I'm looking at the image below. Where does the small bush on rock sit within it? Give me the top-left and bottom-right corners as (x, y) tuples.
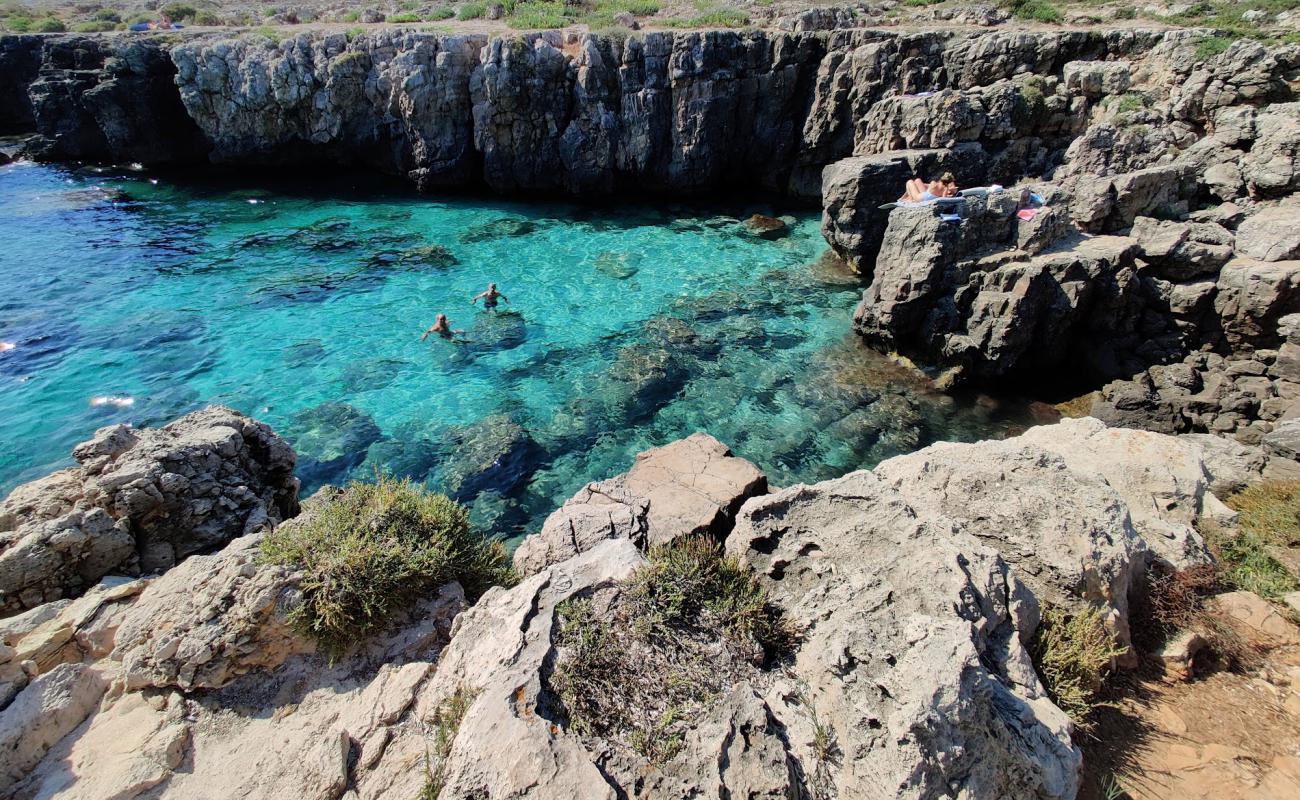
(1030, 605), (1124, 728)
(1203, 523), (1298, 600)
(1229, 481), (1300, 547)
(548, 537), (792, 764)
(458, 2), (486, 18)
(419, 686), (478, 800)
(259, 476), (515, 654)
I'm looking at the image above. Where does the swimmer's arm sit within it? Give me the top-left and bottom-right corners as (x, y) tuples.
(502, 294), (510, 304)
(420, 327), (434, 341)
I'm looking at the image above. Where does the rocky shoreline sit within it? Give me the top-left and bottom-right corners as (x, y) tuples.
(2, 405), (1295, 799)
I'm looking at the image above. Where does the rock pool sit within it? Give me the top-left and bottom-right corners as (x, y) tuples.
(0, 161), (1047, 539)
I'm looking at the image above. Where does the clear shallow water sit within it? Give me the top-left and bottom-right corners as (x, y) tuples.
(0, 161), (1049, 540)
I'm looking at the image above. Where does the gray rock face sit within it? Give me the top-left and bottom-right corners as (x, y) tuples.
(513, 432), (766, 576)
(0, 35), (41, 133)
(1235, 204), (1300, 262)
(728, 470), (1080, 800)
(0, 406), (298, 617)
(27, 36), (209, 163)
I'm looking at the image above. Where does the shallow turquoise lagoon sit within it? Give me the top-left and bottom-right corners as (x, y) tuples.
(0, 161), (1045, 540)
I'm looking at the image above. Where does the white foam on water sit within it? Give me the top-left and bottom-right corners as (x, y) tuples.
(90, 395), (135, 408)
(0, 342), (13, 353)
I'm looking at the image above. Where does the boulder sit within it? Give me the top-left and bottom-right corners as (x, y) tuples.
(434, 414), (537, 503)
(743, 214), (788, 239)
(0, 663), (108, 787)
(113, 533), (309, 691)
(1179, 433), (1267, 496)
(1241, 103), (1300, 197)
(728, 470), (1081, 800)
(1263, 419), (1300, 480)
(1131, 216), (1235, 279)
(514, 433), (766, 576)
(0, 406), (299, 617)
(1017, 417), (1214, 568)
(1063, 60), (1132, 98)
(1235, 205), (1300, 262)
(875, 436), (1147, 654)
(1214, 259), (1300, 351)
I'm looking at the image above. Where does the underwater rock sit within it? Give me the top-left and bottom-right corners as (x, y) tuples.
(359, 436), (439, 482)
(457, 217), (546, 244)
(340, 357), (409, 393)
(460, 313), (527, 355)
(285, 402), (383, 490)
(432, 414), (537, 503)
(593, 251), (641, 280)
(282, 339), (327, 369)
(743, 214), (788, 240)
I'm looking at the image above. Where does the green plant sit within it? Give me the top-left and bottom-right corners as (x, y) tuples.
(193, 10), (221, 24)
(345, 25), (365, 39)
(32, 16), (66, 31)
(161, 2), (197, 20)
(1229, 481), (1300, 547)
(629, 537), (793, 653)
(427, 6), (457, 19)
(2, 14), (32, 30)
(418, 687), (477, 800)
(1113, 92), (1147, 114)
(1030, 605), (1124, 729)
(343, 9), (362, 21)
(389, 11), (423, 22)
(1194, 34), (1234, 59)
(549, 538), (793, 764)
(1011, 0), (1062, 23)
(1203, 524), (1299, 600)
(1114, 4), (1137, 18)
(72, 19), (117, 31)
(507, 1), (569, 28)
(250, 25), (285, 43)
(92, 9), (122, 22)
(458, 1), (486, 18)
(258, 476), (515, 655)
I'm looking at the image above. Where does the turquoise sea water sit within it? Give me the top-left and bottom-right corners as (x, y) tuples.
(0, 161), (1048, 540)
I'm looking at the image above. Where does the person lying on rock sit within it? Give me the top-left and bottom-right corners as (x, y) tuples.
(421, 313), (464, 341)
(471, 282), (510, 312)
(899, 172), (959, 203)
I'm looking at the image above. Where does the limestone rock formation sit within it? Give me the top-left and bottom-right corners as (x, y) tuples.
(0, 406), (298, 616)
(728, 470), (1080, 799)
(514, 433), (766, 576)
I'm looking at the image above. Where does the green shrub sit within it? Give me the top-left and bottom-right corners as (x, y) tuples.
(2, 15), (32, 30)
(1229, 481), (1300, 547)
(662, 8), (748, 26)
(458, 1), (486, 18)
(192, 10), (221, 24)
(1011, 0), (1062, 23)
(258, 476), (515, 655)
(507, 1), (569, 28)
(389, 11), (423, 22)
(1194, 34), (1234, 59)
(419, 687), (477, 800)
(263, 6), (277, 17)
(33, 16), (67, 32)
(427, 6), (456, 19)
(93, 9), (122, 22)
(343, 9), (362, 21)
(549, 537), (792, 764)
(629, 537), (791, 652)
(1203, 524), (1299, 600)
(1030, 605), (1124, 728)
(72, 20), (117, 31)
(1114, 4), (1137, 18)
(161, 2), (197, 20)
(345, 25), (365, 39)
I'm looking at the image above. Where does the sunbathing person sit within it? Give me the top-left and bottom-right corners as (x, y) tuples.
(900, 172), (959, 203)
(421, 313), (463, 341)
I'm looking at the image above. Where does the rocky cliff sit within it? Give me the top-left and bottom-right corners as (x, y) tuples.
(2, 410), (1293, 799)
(0, 27), (1190, 197)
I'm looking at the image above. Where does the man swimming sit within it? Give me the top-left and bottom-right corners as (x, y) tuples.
(421, 313), (463, 341)
(471, 282), (509, 312)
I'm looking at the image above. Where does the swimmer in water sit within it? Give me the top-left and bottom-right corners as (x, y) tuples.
(471, 282), (509, 312)
(421, 313), (463, 341)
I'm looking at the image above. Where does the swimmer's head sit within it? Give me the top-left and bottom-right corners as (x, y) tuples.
(488, 282), (497, 290)
(437, 313), (448, 323)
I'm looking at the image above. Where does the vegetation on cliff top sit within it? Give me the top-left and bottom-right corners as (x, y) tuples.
(258, 475), (515, 654)
(548, 536), (793, 764)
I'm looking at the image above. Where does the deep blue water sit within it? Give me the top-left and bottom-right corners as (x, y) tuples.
(0, 161), (1048, 540)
